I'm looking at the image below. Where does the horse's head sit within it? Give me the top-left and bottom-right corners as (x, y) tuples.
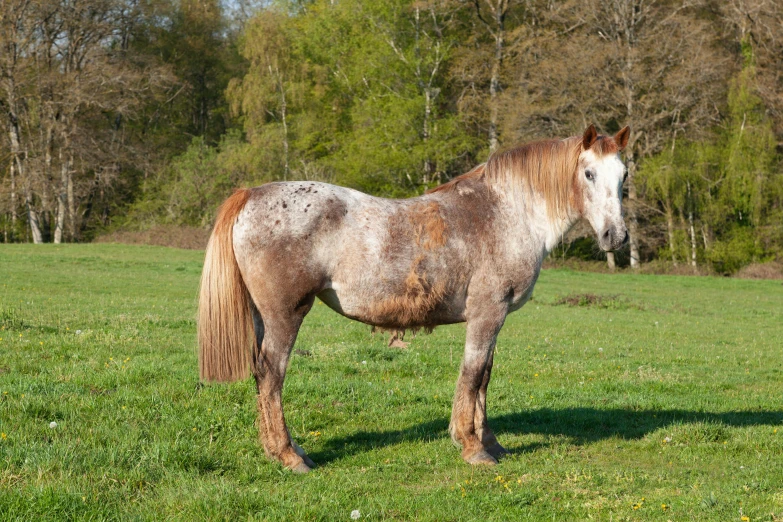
(577, 124), (631, 252)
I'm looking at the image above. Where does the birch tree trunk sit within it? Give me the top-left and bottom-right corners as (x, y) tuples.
(280, 81), (289, 181)
(7, 90), (43, 243)
(54, 146), (72, 243)
(487, 5), (505, 153)
(40, 123), (54, 241)
(626, 152), (641, 268)
(665, 202), (677, 266)
(423, 87), (433, 183)
(473, 0), (509, 154)
(270, 66), (289, 181)
(687, 181), (697, 270)
(67, 166), (75, 240)
(9, 151), (17, 236)
(24, 187), (43, 243)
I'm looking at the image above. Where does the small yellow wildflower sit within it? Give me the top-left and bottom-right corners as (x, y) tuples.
(661, 503), (668, 511)
(741, 516), (749, 522)
(1, 432), (6, 440)
(534, 373), (539, 377)
(192, 427), (197, 431)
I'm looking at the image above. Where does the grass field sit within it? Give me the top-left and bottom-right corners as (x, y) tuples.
(1, 244), (782, 521)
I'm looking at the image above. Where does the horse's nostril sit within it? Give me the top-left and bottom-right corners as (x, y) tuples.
(623, 230), (629, 244)
(603, 229), (611, 240)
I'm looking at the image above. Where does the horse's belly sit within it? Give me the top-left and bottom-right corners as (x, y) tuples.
(317, 282), (464, 329)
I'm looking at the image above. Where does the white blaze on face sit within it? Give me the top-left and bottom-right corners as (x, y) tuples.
(579, 149), (628, 251)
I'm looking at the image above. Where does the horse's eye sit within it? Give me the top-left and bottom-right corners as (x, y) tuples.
(585, 169), (595, 181)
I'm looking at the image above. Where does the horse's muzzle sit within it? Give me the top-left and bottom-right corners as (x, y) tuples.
(599, 225), (629, 252)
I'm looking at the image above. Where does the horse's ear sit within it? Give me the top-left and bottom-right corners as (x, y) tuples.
(615, 126), (630, 150)
(582, 124), (598, 150)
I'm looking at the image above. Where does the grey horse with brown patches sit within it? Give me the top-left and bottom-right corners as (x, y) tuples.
(198, 124), (631, 472)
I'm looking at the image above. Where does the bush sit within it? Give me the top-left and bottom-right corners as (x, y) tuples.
(707, 226), (767, 274)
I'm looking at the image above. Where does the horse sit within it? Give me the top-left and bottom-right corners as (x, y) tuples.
(198, 124), (630, 473)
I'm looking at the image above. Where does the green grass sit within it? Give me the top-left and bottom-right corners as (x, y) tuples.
(1, 244), (782, 521)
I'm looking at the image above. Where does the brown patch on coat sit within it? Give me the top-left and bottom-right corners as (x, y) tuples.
(366, 256), (446, 329)
(409, 201), (447, 250)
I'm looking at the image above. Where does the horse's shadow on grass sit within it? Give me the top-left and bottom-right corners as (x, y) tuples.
(308, 407), (783, 465)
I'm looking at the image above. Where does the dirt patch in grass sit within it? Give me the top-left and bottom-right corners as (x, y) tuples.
(94, 225), (210, 250)
(553, 293), (642, 310)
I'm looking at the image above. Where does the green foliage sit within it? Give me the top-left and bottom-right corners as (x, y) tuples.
(720, 62), (777, 228)
(637, 41), (780, 273)
(2, 245), (783, 519)
(224, 0), (479, 196)
(121, 131), (268, 229)
(707, 226), (768, 274)
(131, 0), (244, 147)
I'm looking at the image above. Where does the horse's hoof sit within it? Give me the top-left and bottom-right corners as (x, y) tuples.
(292, 441), (316, 468)
(290, 461), (313, 474)
(485, 442), (510, 459)
(465, 449), (498, 466)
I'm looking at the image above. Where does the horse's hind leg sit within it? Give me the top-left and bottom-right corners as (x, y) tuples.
(251, 301), (315, 473)
(474, 349), (509, 459)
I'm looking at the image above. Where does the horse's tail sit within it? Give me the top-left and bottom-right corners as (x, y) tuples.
(198, 188), (254, 383)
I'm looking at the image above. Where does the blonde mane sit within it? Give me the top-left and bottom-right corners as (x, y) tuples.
(428, 133), (623, 219)
(484, 136), (583, 219)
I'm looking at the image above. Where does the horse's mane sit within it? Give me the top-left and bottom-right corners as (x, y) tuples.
(485, 136), (583, 219)
(428, 134), (618, 219)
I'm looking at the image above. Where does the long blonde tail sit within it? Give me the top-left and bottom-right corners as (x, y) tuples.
(198, 188), (253, 382)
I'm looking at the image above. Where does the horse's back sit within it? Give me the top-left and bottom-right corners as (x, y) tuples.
(231, 182), (392, 304)
(231, 181), (474, 328)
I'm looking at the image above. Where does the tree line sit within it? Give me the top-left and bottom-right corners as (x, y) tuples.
(1, 0), (781, 273)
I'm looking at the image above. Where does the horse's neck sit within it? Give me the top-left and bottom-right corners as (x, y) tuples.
(499, 189), (580, 257)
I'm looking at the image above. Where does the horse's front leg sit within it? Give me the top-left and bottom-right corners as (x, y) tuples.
(474, 348), (509, 459)
(449, 306), (506, 465)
